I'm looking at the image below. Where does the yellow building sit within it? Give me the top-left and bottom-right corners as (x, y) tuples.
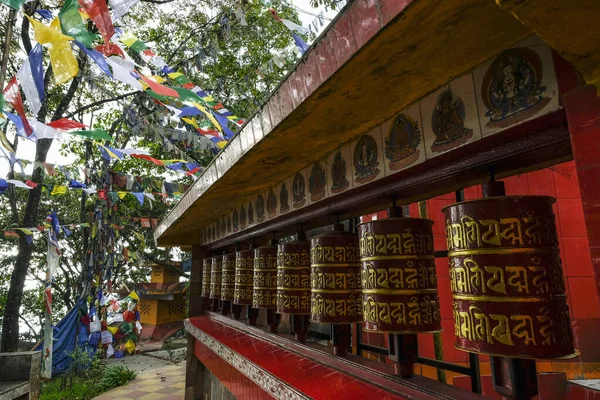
(137, 264), (187, 341)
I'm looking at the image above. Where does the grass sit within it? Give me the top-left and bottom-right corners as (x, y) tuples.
(40, 377), (104, 400)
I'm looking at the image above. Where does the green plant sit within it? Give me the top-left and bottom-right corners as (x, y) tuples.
(99, 365), (137, 391)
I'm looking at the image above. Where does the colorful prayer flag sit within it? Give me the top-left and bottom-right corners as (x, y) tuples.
(58, 0), (98, 47)
(3, 77), (33, 135)
(0, 0), (26, 10)
(16, 44), (45, 115)
(70, 128), (112, 141)
(78, 0), (115, 42)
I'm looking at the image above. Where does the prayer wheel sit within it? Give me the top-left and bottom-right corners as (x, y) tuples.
(276, 233), (311, 315)
(310, 224), (362, 324)
(443, 196), (575, 359)
(209, 255), (222, 300)
(234, 248), (254, 305)
(253, 242), (278, 309)
(221, 252), (236, 315)
(358, 215), (441, 333)
(201, 258), (211, 298)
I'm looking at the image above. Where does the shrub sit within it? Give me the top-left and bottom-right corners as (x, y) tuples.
(99, 365), (137, 391)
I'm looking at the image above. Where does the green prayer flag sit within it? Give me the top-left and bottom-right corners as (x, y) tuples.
(173, 87), (202, 103)
(0, 0), (26, 10)
(130, 40), (146, 53)
(70, 129), (112, 141)
(145, 89), (168, 102)
(0, 93), (4, 114)
(59, 0), (98, 48)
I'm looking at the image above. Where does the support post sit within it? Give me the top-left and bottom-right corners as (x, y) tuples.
(388, 333), (418, 378)
(247, 306), (258, 326)
(291, 315), (309, 342)
(266, 309), (280, 333)
(331, 324), (351, 356)
(232, 304), (242, 320)
(189, 246), (206, 318)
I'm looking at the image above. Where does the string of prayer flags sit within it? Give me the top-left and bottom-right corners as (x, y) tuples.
(268, 8), (309, 54)
(3, 77), (33, 136)
(16, 44), (45, 115)
(71, 128), (112, 141)
(27, 16), (79, 85)
(28, 119), (65, 140)
(5, 112), (35, 140)
(96, 42), (125, 58)
(8, 179), (34, 189)
(78, 0), (115, 42)
(74, 42), (113, 78)
(105, 57), (143, 90)
(58, 0), (98, 47)
(109, 0), (139, 21)
(119, 31), (146, 53)
(139, 74), (179, 98)
(0, 0), (26, 9)
(98, 144), (123, 160)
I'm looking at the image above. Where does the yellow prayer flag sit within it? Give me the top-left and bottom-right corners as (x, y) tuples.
(129, 291), (139, 301)
(151, 75), (165, 83)
(217, 141), (228, 149)
(191, 102), (221, 132)
(15, 228), (34, 236)
(125, 339), (136, 354)
(117, 191), (128, 199)
(167, 72), (183, 79)
(181, 117), (198, 129)
(27, 16), (78, 85)
(51, 185), (68, 195)
(107, 326), (118, 335)
(120, 31), (139, 48)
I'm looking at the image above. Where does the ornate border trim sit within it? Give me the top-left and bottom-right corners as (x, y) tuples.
(185, 319), (311, 400)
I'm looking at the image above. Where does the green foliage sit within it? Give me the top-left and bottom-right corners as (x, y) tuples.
(40, 377), (104, 400)
(99, 365), (138, 391)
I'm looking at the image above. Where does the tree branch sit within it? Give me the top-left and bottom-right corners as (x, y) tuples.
(19, 314), (39, 338)
(65, 91), (138, 118)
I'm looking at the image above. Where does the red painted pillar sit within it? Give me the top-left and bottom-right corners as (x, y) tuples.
(564, 86), (600, 299)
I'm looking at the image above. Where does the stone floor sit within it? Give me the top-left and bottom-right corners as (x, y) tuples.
(93, 362), (185, 400)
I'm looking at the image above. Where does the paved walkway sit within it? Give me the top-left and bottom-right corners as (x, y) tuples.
(93, 362), (185, 400)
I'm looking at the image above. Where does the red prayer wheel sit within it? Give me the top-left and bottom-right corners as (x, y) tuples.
(358, 215), (441, 333)
(277, 233), (311, 315)
(443, 196), (575, 359)
(221, 253), (236, 301)
(310, 224), (362, 324)
(201, 258), (211, 298)
(253, 242), (278, 309)
(209, 256), (222, 300)
(234, 248), (254, 305)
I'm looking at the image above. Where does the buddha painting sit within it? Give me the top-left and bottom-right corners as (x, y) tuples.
(220, 217), (226, 236)
(248, 202), (254, 224)
(309, 163), (327, 202)
(353, 134), (380, 184)
(267, 188), (277, 218)
(431, 88), (473, 153)
(227, 215), (231, 233)
(256, 194), (265, 222)
(330, 150), (349, 194)
(384, 113), (421, 171)
(482, 47), (550, 129)
(292, 172), (306, 209)
(280, 182), (290, 213)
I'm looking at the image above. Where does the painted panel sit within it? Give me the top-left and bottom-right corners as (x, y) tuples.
(474, 40), (560, 137)
(421, 73), (482, 159)
(277, 176), (292, 216)
(351, 126), (385, 187)
(291, 169), (308, 210)
(327, 146), (353, 196)
(381, 102), (427, 176)
(308, 160), (328, 204)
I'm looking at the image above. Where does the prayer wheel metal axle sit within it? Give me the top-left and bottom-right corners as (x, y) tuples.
(253, 239), (280, 333)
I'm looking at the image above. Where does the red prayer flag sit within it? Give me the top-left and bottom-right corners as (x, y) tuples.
(140, 218), (150, 228)
(150, 219), (158, 230)
(95, 43), (125, 57)
(25, 180), (38, 188)
(3, 77), (33, 136)
(98, 190), (107, 200)
(182, 82), (195, 89)
(4, 231), (19, 237)
(138, 73), (179, 98)
(47, 118), (87, 130)
(131, 154), (165, 166)
(78, 0), (115, 42)
(142, 49), (155, 57)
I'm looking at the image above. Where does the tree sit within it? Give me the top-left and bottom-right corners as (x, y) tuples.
(0, 0), (310, 351)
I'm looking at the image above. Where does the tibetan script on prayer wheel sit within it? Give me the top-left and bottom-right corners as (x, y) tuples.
(209, 256), (222, 300)
(221, 253), (236, 301)
(310, 224), (363, 324)
(253, 243), (278, 309)
(234, 249), (254, 305)
(358, 217), (441, 333)
(443, 196), (575, 359)
(277, 233), (311, 315)
(201, 258), (211, 298)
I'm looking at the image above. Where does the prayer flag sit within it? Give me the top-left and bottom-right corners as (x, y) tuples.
(69, 179), (86, 188)
(139, 74), (179, 98)
(95, 43), (125, 57)
(3, 77), (33, 135)
(119, 31), (146, 53)
(0, 179), (8, 194)
(28, 119), (65, 140)
(5, 112), (34, 140)
(70, 128), (112, 141)
(36, 9), (53, 20)
(8, 179), (34, 189)
(281, 19), (309, 35)
(292, 33), (309, 54)
(105, 58), (143, 91)
(74, 42), (112, 77)
(109, 0), (139, 21)
(16, 44), (45, 115)
(47, 118), (86, 130)
(98, 144), (123, 160)
(131, 192), (144, 205)
(50, 185), (68, 195)
(27, 16), (79, 85)
(0, 0), (26, 10)
(58, 0), (98, 48)
(78, 0), (115, 42)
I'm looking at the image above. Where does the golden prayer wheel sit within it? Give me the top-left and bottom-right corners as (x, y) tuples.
(201, 258), (211, 298)
(234, 248), (254, 305)
(209, 255), (222, 300)
(253, 242), (278, 309)
(277, 233), (311, 315)
(310, 224), (362, 324)
(358, 215), (441, 333)
(221, 253), (236, 301)
(443, 196), (575, 359)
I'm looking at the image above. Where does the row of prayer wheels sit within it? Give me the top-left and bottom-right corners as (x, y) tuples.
(200, 194), (575, 361)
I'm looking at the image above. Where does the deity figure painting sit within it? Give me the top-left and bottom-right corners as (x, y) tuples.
(211, 225), (216, 241)
(280, 182), (290, 213)
(232, 209), (239, 232)
(267, 188), (277, 218)
(309, 163), (327, 202)
(227, 215), (232, 233)
(330, 150), (350, 194)
(248, 202), (255, 224)
(240, 205), (247, 229)
(256, 194), (265, 222)
(353, 135), (380, 184)
(431, 88), (473, 153)
(216, 220), (220, 238)
(482, 47), (550, 129)
(385, 113), (421, 171)
(220, 217), (226, 236)
(292, 172), (306, 209)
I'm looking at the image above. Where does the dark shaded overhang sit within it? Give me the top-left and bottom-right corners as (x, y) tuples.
(155, 0), (542, 247)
